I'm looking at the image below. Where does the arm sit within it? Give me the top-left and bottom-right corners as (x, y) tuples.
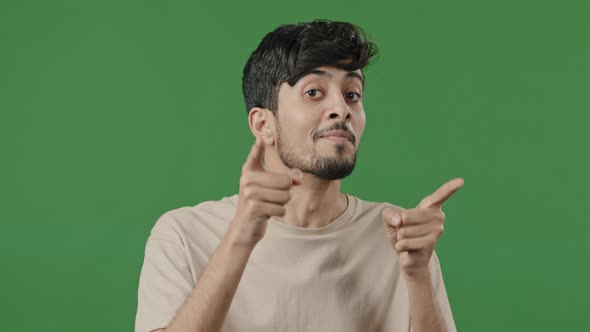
(406, 270), (448, 332)
(381, 178), (464, 332)
(162, 223), (256, 332)
(145, 138), (303, 332)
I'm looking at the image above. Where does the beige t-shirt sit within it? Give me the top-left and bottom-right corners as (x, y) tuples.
(135, 193), (456, 332)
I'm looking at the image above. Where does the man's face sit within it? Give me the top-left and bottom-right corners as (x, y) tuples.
(273, 66), (366, 180)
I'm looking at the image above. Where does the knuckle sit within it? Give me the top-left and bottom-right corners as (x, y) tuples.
(401, 210), (409, 221)
(283, 191), (291, 203)
(418, 198), (430, 208)
(239, 175), (250, 187)
(248, 199), (261, 212)
(397, 228), (405, 239)
(241, 163), (250, 173)
(389, 232), (398, 244)
(242, 187), (254, 199)
(395, 240), (405, 252)
(428, 234), (438, 245)
(279, 174), (292, 187)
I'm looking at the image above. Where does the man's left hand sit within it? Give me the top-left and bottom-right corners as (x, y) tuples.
(382, 178), (464, 280)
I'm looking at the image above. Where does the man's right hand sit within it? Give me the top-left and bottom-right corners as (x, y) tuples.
(156, 137), (302, 332)
(230, 137), (304, 245)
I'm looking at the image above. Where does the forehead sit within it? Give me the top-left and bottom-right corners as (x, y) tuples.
(298, 66), (364, 85)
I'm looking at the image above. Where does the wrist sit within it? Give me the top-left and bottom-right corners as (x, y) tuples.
(402, 268), (432, 288)
(225, 222), (262, 249)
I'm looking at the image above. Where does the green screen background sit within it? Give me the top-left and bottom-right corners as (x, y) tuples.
(2, 0), (588, 331)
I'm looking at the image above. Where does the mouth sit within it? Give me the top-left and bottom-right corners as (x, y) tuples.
(321, 136), (351, 143)
(319, 130), (354, 143)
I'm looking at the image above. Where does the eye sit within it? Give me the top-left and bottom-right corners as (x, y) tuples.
(345, 91), (362, 102)
(305, 89), (324, 99)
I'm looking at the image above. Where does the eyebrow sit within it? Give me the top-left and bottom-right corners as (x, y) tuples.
(306, 69), (365, 86)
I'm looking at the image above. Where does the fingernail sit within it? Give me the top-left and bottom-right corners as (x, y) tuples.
(390, 215), (401, 227)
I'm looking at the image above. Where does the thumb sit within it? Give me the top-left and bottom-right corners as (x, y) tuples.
(381, 207), (402, 229)
(287, 168), (304, 185)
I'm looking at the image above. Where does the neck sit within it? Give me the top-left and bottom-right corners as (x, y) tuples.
(262, 145), (350, 228)
(275, 172), (348, 228)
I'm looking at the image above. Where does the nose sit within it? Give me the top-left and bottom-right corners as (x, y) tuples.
(326, 92), (352, 121)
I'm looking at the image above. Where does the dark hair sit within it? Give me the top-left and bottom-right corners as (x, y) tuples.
(242, 19), (378, 115)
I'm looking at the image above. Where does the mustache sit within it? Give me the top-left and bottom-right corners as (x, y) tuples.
(315, 122), (356, 144)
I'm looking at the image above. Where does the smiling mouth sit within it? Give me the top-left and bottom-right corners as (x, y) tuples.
(318, 129), (355, 143)
(321, 136), (351, 143)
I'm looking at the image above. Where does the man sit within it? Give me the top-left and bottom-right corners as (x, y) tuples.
(135, 19), (464, 332)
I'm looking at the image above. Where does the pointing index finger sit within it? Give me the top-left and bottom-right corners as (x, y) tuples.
(417, 177), (464, 208)
(244, 137), (265, 171)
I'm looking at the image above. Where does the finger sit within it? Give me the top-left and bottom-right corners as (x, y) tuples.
(381, 218), (401, 245)
(243, 186), (291, 205)
(250, 200), (287, 218)
(243, 137), (266, 171)
(396, 222), (434, 240)
(399, 207), (439, 226)
(394, 235), (436, 253)
(396, 220), (444, 242)
(382, 206), (403, 228)
(241, 171), (294, 190)
(417, 177), (464, 209)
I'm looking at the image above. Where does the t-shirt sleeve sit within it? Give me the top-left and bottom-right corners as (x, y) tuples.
(430, 250), (457, 332)
(135, 213), (196, 332)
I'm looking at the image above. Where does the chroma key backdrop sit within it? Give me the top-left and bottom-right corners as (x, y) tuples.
(1, 1), (588, 331)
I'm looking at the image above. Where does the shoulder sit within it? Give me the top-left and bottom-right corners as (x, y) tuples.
(149, 194), (239, 246)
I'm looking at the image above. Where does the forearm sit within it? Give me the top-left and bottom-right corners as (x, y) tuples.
(405, 270), (447, 332)
(165, 223), (257, 332)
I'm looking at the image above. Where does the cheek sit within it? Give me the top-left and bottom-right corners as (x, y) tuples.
(281, 124), (313, 151)
(293, 118), (322, 144)
(354, 111), (366, 140)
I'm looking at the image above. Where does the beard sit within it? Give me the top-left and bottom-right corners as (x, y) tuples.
(275, 119), (358, 181)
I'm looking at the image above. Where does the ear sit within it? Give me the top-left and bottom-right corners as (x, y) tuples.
(248, 107), (275, 145)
